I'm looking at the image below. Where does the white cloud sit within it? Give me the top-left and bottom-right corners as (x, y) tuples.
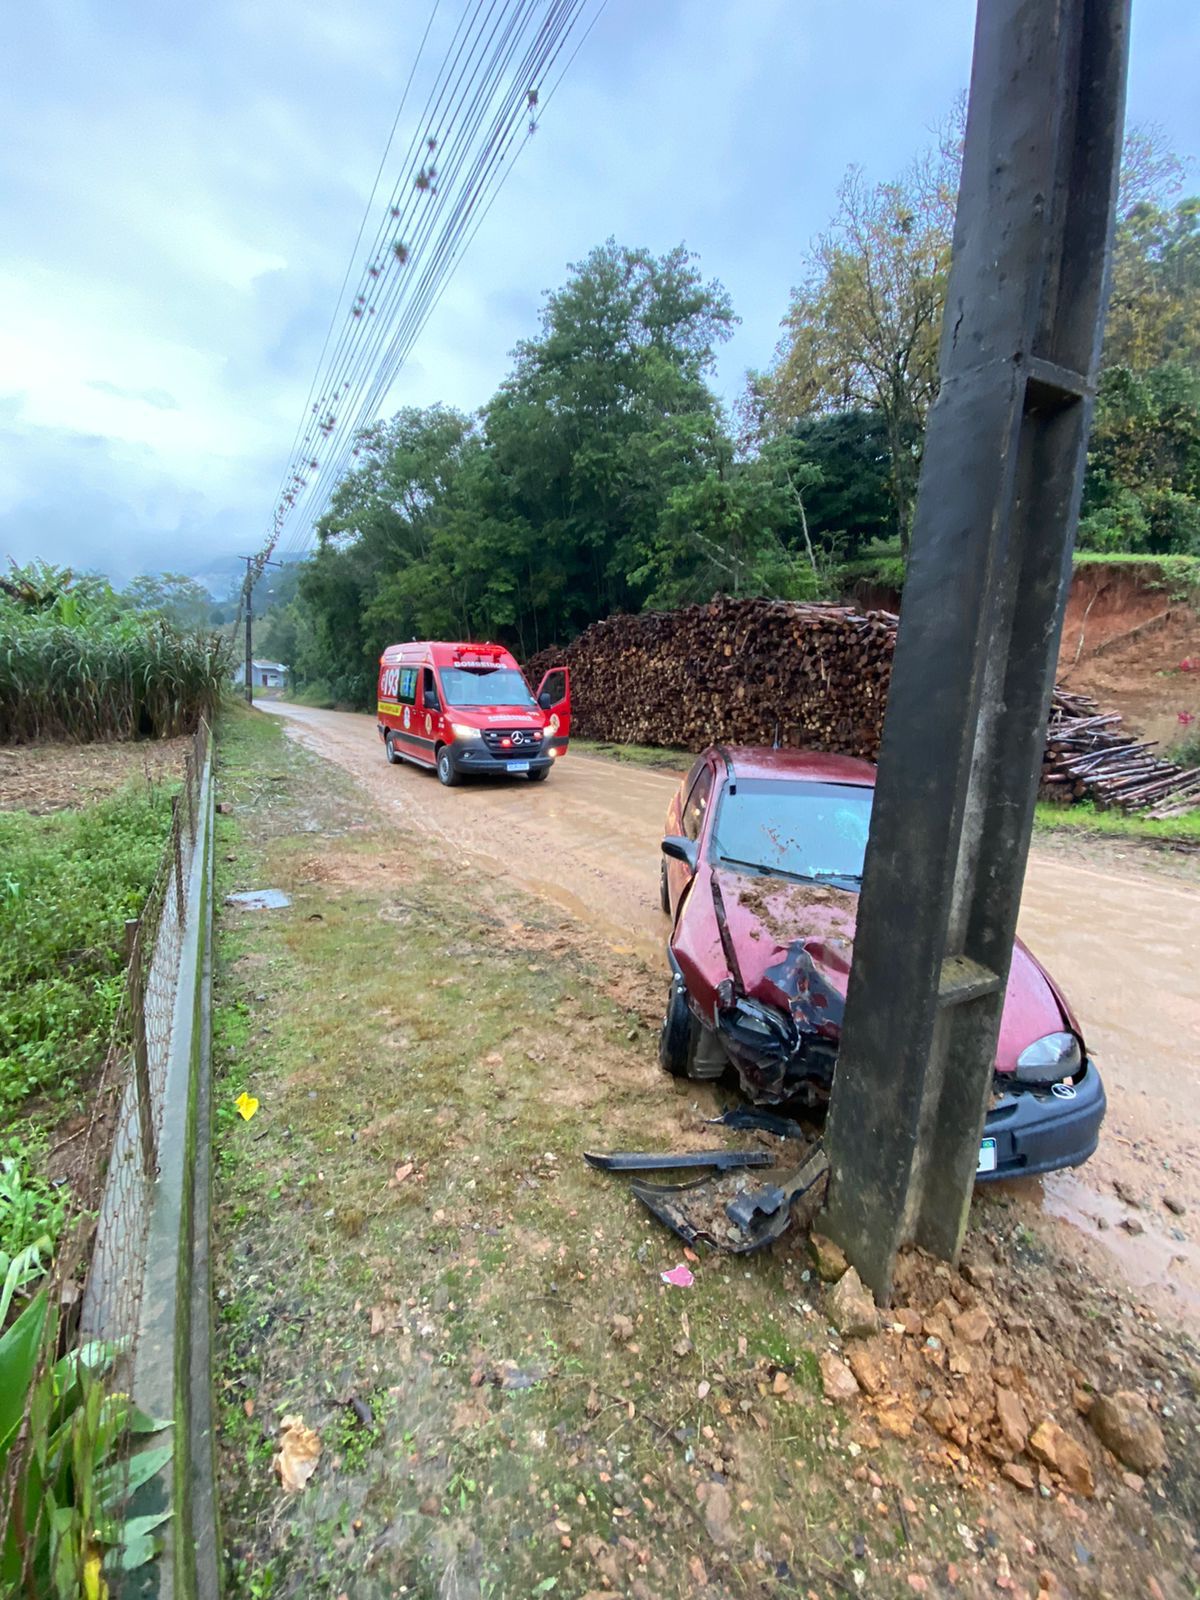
(0, 0), (1196, 582)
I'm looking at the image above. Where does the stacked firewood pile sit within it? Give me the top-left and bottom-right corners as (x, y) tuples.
(527, 599), (900, 760)
(526, 598), (1198, 814)
(1041, 688), (1200, 816)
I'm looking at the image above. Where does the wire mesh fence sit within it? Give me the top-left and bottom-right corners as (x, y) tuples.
(1, 717), (211, 1598)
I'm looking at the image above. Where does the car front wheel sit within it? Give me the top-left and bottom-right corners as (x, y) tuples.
(436, 746), (460, 786)
(659, 979), (696, 1078)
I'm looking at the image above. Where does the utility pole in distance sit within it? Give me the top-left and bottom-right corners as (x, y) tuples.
(239, 555), (282, 706)
(821, 0), (1131, 1302)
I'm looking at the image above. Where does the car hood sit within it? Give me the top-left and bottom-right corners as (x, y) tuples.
(702, 866), (1074, 1073)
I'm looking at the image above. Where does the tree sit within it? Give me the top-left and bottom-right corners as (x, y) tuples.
(1079, 364), (1200, 554)
(477, 239), (738, 637)
(765, 120), (1191, 554)
(296, 405), (480, 698)
(122, 572), (214, 631)
(1105, 198), (1200, 371)
(765, 141), (958, 552)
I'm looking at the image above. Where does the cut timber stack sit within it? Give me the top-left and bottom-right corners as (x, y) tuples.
(526, 598), (1199, 814)
(527, 599), (898, 759)
(1042, 687), (1200, 815)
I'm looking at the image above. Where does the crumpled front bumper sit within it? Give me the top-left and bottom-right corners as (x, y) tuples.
(979, 1059), (1106, 1181)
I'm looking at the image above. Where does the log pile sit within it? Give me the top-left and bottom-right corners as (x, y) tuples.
(528, 598), (898, 759)
(1042, 687), (1200, 816)
(527, 598), (1199, 814)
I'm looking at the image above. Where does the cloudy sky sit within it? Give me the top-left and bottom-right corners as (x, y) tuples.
(2, 0), (1197, 591)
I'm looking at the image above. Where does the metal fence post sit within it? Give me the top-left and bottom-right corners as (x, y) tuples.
(183, 749), (197, 843)
(173, 807), (186, 927)
(129, 927), (158, 1181)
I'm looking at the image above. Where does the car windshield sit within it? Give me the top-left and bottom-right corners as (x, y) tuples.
(440, 667), (535, 709)
(710, 778), (873, 889)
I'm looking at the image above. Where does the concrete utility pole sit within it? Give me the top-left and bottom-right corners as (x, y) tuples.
(239, 555), (281, 705)
(822, 0), (1131, 1302)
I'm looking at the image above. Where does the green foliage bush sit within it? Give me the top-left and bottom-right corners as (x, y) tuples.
(0, 783), (175, 1118)
(0, 1288), (173, 1592)
(0, 1142), (68, 1268)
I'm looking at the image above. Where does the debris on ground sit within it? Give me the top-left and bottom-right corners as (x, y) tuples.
(582, 1148), (774, 1173)
(273, 1415), (321, 1492)
(225, 888), (292, 910)
(597, 1144), (828, 1253)
(234, 1092), (259, 1121)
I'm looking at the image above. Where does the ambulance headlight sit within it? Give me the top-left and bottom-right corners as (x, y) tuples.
(450, 723), (481, 741)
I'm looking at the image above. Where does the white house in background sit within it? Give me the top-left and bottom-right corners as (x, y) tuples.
(232, 659), (289, 689)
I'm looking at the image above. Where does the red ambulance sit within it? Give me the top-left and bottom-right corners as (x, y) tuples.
(377, 641), (570, 785)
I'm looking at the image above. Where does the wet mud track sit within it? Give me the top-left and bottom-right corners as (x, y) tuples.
(263, 702), (1200, 1325)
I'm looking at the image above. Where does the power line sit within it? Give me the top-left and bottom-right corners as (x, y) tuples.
(255, 0), (604, 573)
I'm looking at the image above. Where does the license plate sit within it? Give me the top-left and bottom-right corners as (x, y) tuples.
(976, 1137), (997, 1174)
(507, 760), (530, 773)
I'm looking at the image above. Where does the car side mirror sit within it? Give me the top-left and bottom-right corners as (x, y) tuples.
(537, 691), (553, 710)
(661, 835), (697, 872)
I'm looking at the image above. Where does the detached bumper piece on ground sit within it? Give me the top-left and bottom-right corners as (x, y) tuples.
(585, 1145), (829, 1254)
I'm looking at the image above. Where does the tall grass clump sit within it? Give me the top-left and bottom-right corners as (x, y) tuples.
(0, 563), (229, 743)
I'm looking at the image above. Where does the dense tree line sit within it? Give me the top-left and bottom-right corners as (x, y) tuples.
(268, 131), (1200, 707)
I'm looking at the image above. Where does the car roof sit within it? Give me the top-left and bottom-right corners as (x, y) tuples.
(714, 745), (877, 786)
(380, 641), (520, 668)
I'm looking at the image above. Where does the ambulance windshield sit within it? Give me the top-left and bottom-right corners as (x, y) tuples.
(440, 667), (535, 709)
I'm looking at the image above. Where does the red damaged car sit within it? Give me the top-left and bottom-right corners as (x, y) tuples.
(659, 746), (1105, 1181)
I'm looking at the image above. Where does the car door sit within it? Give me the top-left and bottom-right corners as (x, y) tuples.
(667, 758), (715, 913)
(419, 665), (445, 762)
(535, 667), (571, 752)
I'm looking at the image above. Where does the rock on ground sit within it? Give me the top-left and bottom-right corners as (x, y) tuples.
(819, 1351), (861, 1403)
(1088, 1390), (1167, 1475)
(808, 1231), (849, 1282)
(1028, 1419), (1096, 1498)
(826, 1267), (879, 1340)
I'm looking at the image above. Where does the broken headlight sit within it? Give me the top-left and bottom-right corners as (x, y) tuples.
(1014, 1031), (1081, 1087)
(717, 997), (795, 1057)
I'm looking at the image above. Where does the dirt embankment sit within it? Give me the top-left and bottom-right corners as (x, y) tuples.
(1057, 564), (1199, 748)
(849, 561), (1199, 748)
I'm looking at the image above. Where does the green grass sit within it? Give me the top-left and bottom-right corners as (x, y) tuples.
(834, 549), (1200, 604)
(208, 702), (1200, 1600)
(1070, 549), (1200, 593)
(1034, 798), (1200, 843)
(572, 737), (691, 770)
(209, 709), (869, 1597)
(283, 680), (337, 709)
(0, 780), (176, 1119)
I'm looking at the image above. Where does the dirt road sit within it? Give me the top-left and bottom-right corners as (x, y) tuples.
(263, 701), (1200, 1321)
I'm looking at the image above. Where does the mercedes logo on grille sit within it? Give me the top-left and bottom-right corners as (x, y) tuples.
(512, 730), (526, 745)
